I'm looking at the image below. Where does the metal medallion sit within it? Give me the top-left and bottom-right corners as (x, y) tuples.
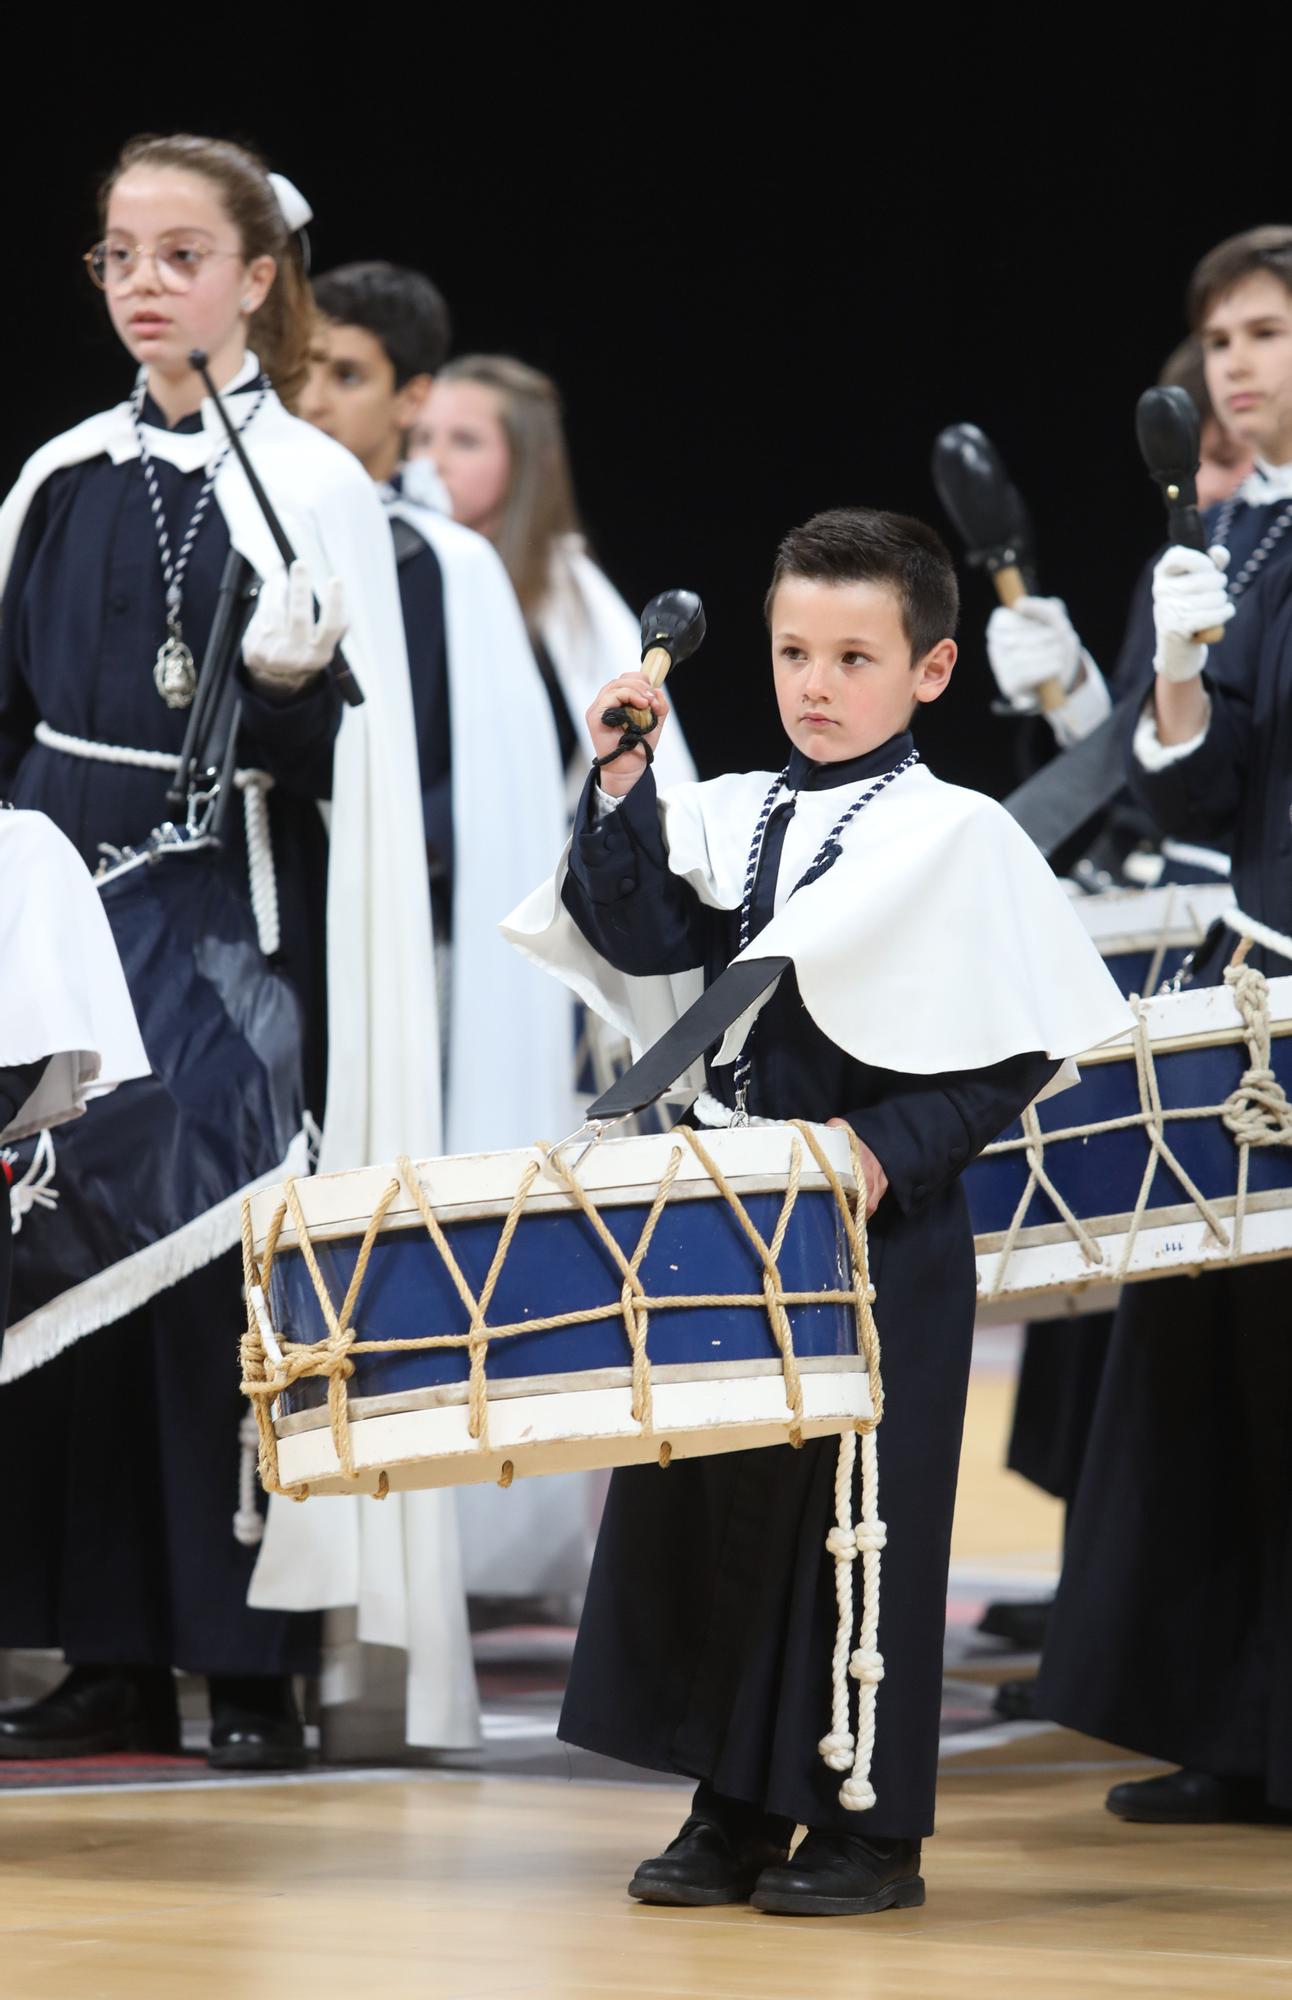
(153, 633), (197, 710)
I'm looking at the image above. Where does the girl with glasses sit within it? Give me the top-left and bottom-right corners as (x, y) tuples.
(0, 134), (473, 1770)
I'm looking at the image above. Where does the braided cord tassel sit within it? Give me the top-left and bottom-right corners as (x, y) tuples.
(818, 1424), (887, 1812)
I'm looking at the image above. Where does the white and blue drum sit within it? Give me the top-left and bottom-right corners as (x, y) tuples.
(245, 1124), (874, 1497)
(1073, 879), (1236, 999)
(969, 970), (1292, 1319)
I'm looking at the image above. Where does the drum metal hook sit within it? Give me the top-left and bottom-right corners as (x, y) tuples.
(541, 1114), (628, 1182)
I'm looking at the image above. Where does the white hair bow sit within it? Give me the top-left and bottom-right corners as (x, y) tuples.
(268, 172), (313, 235)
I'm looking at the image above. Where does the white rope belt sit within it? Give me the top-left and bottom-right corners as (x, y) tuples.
(34, 720), (280, 957)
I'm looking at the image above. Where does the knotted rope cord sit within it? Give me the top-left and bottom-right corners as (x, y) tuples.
(33, 721), (280, 957)
(1220, 962), (1292, 1255)
(979, 965), (1292, 1297)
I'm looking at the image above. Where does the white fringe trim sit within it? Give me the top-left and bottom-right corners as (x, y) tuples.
(0, 1127), (312, 1383)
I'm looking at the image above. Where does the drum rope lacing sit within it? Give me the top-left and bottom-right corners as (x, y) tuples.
(31, 720), (280, 957)
(979, 961), (1292, 1296)
(239, 1120), (890, 1811)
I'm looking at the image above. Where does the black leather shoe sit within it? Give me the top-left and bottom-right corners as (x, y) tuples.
(977, 1598), (1053, 1650)
(0, 1664), (180, 1758)
(207, 1675), (308, 1771)
(1106, 1769), (1292, 1825)
(629, 1814), (792, 1907)
(751, 1829), (925, 1917)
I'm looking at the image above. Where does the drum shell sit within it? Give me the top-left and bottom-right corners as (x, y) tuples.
(251, 1127), (874, 1493)
(969, 972), (1292, 1314)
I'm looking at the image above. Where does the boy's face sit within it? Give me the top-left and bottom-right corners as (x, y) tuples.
(299, 319), (431, 483)
(771, 576), (955, 763)
(1201, 272), (1292, 464)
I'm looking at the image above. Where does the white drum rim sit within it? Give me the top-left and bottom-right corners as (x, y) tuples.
(273, 1368), (874, 1495)
(273, 1349), (870, 1437)
(248, 1121), (858, 1254)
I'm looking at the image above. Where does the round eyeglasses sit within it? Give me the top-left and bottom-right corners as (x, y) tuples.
(83, 240), (241, 293)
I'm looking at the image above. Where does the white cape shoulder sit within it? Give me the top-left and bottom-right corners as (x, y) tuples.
(505, 761), (1132, 1090)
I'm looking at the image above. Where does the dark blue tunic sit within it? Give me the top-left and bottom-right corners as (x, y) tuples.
(388, 507), (452, 938)
(1036, 547), (1292, 1803)
(556, 732), (1056, 1838)
(0, 395), (336, 1676)
(1007, 496), (1292, 1507)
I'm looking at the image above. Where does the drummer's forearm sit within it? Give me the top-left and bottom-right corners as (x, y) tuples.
(1154, 676), (1210, 746)
(561, 766), (712, 973)
(845, 1051), (1059, 1215)
(238, 670), (343, 799)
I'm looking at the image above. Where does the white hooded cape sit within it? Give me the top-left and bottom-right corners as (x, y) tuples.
(503, 762), (1133, 1091)
(0, 810), (149, 1138)
(539, 537), (698, 801)
(383, 492), (600, 1601)
(0, 363), (478, 1752)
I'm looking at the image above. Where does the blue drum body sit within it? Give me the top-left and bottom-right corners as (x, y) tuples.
(967, 1034), (1292, 1243)
(271, 1184), (859, 1419)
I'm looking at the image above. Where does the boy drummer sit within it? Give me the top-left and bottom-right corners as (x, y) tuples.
(504, 508), (1126, 1915)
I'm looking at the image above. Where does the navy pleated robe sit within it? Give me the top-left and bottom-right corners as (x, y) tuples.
(0, 394), (338, 1675)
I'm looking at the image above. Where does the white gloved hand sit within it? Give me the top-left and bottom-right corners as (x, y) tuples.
(986, 595), (1084, 709)
(243, 560), (348, 694)
(1152, 545), (1233, 682)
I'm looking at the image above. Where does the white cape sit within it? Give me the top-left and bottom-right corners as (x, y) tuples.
(503, 762), (1133, 1088)
(385, 493), (599, 1600)
(0, 365), (477, 1751)
(0, 810), (149, 1138)
(539, 538), (698, 801)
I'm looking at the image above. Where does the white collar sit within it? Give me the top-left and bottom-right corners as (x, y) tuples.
(1236, 453), (1292, 506)
(390, 456), (450, 515)
(106, 351), (267, 474)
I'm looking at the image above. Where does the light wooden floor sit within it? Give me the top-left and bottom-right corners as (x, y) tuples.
(6, 1332), (1288, 1997)
(4, 1763), (1291, 1998)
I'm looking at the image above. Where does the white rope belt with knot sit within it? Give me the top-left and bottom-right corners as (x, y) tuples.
(33, 720), (280, 957)
(694, 1088), (886, 1812)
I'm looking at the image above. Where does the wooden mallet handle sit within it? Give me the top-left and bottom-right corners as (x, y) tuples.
(623, 646), (672, 732)
(993, 563), (1067, 715)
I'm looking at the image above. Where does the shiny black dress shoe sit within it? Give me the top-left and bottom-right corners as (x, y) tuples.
(1106, 1768), (1292, 1826)
(629, 1791), (793, 1907)
(751, 1829), (925, 1917)
(0, 1664), (180, 1758)
(977, 1598), (1053, 1650)
(207, 1674), (308, 1771)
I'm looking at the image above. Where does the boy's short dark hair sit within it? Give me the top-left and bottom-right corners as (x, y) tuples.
(1187, 226), (1292, 332)
(312, 261), (452, 385)
(765, 507), (959, 663)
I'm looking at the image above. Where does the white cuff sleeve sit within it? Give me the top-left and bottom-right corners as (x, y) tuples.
(1050, 653), (1113, 747)
(593, 784), (628, 817)
(1132, 695), (1212, 772)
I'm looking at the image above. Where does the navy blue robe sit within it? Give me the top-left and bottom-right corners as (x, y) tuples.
(1036, 551), (1292, 1802)
(0, 394), (335, 1676)
(1007, 497), (1292, 1506)
(556, 732), (1056, 1839)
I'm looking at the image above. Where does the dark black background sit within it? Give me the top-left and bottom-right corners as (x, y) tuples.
(4, 45), (1287, 795)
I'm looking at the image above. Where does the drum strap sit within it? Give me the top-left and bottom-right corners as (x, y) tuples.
(584, 954), (793, 1122)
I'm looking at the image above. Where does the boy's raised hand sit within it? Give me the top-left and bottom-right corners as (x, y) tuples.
(587, 673), (670, 796)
